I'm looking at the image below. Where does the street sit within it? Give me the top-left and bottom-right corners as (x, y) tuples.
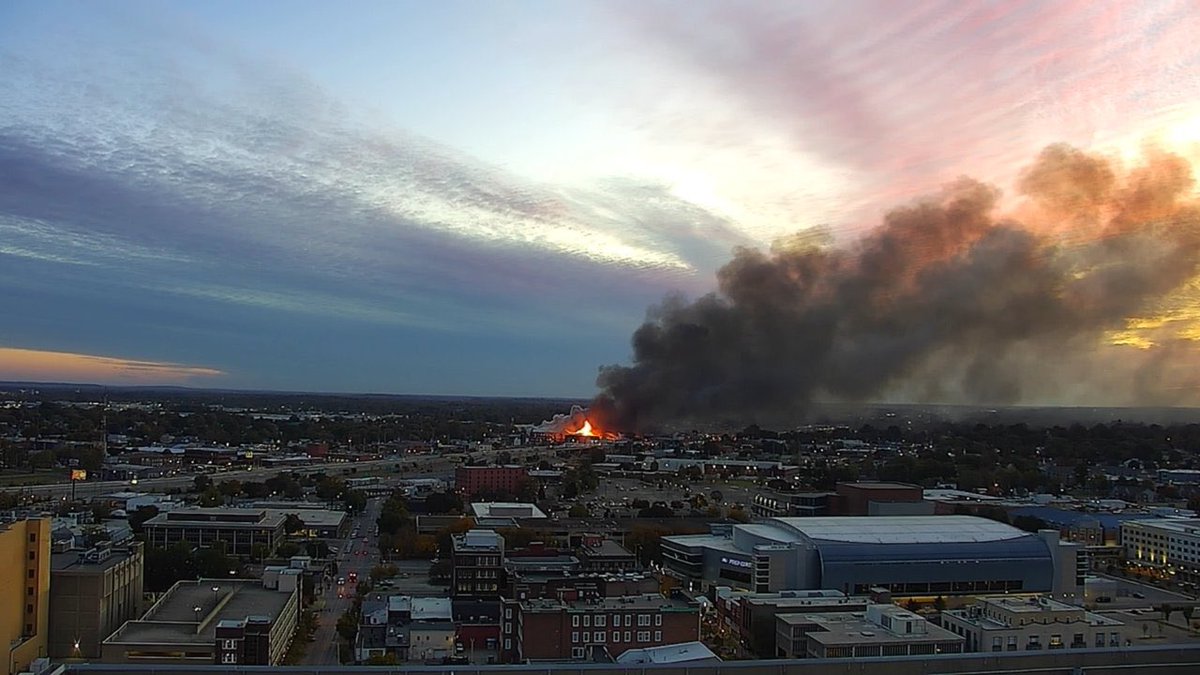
(302, 496), (384, 665)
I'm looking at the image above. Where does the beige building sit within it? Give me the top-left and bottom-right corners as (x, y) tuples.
(49, 540), (145, 659)
(0, 518), (50, 675)
(776, 604), (963, 659)
(102, 576), (299, 665)
(940, 595), (1131, 652)
(1122, 518), (1200, 584)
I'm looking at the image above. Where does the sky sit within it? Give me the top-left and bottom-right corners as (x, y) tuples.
(1, 0), (1199, 397)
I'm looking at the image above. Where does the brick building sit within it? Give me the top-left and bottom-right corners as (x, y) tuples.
(452, 530), (505, 598)
(501, 593), (699, 663)
(456, 466), (530, 498)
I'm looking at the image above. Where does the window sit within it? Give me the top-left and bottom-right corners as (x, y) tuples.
(571, 647), (585, 659)
(654, 631), (661, 642)
(612, 614), (620, 627)
(624, 631), (631, 643)
(655, 614), (662, 626)
(572, 632), (579, 644)
(584, 615), (591, 627)
(504, 639), (511, 650)
(221, 652), (237, 664)
(991, 636), (1002, 652)
(223, 639), (236, 649)
(1007, 636), (1017, 651)
(612, 632), (620, 642)
(637, 631), (651, 642)
(25, 605), (32, 614)
(29, 533), (36, 542)
(593, 631), (604, 643)
(572, 615), (579, 627)
(596, 615), (606, 627)
(638, 614), (651, 626)
(27, 570), (33, 579)
(1110, 632), (1120, 647)
(505, 608), (512, 619)
(1095, 633), (1104, 648)
(1049, 634), (1062, 648)
(28, 551), (35, 561)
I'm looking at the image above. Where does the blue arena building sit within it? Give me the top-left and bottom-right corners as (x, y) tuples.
(661, 516), (1083, 598)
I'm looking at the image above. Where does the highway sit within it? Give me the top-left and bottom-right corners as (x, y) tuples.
(3, 448), (513, 499)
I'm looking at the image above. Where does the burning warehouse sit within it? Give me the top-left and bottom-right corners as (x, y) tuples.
(530, 405), (617, 443)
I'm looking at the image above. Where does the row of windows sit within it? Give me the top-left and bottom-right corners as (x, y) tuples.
(571, 613), (659, 628)
(570, 630), (660, 644)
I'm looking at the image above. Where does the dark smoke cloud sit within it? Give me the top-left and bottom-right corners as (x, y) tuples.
(594, 145), (1200, 431)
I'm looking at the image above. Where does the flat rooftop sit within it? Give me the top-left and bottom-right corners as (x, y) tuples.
(522, 593), (695, 613)
(1124, 518), (1200, 534)
(803, 612), (963, 647)
(52, 546), (137, 573)
(105, 579), (293, 647)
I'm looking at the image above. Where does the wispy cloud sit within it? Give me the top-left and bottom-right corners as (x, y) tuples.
(0, 347), (224, 385)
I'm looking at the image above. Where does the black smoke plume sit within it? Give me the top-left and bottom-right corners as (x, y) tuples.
(594, 145), (1200, 431)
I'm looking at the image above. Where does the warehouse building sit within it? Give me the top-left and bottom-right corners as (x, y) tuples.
(661, 516), (1083, 599)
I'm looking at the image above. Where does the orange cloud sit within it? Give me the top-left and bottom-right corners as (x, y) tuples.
(0, 347), (224, 385)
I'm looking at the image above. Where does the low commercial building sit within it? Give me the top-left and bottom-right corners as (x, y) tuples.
(501, 593), (700, 663)
(752, 483), (931, 519)
(577, 535), (638, 572)
(777, 604), (964, 659)
(0, 518), (50, 675)
(101, 576), (300, 665)
(613, 641), (719, 665)
(470, 503), (547, 519)
(143, 508), (286, 556)
(662, 516), (1083, 599)
(714, 589), (869, 658)
(452, 530), (505, 599)
(940, 595), (1132, 652)
(48, 541), (144, 659)
(1122, 518), (1200, 584)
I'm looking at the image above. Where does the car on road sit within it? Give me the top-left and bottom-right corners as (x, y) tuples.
(337, 577), (346, 585)
(1133, 592), (1146, 599)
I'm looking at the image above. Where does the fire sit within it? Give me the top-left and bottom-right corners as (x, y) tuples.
(576, 419), (596, 437)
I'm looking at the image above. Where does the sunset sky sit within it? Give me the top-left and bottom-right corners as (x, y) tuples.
(1, 0), (1199, 396)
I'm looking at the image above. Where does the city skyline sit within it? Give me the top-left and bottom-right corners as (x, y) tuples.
(2, 0), (1200, 398)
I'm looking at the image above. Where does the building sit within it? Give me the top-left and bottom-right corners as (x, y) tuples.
(48, 540), (144, 659)
(1122, 518), (1200, 584)
(752, 483), (930, 519)
(0, 518), (50, 675)
(452, 530), (505, 599)
(776, 604), (964, 659)
(661, 516), (1083, 598)
(577, 535), (638, 572)
(456, 466), (530, 498)
(613, 641), (719, 665)
(469, 503), (547, 519)
(101, 576), (299, 665)
(143, 507), (286, 556)
(502, 593), (700, 663)
(265, 508), (349, 539)
(940, 595), (1132, 652)
(713, 589), (869, 658)
(505, 570), (658, 603)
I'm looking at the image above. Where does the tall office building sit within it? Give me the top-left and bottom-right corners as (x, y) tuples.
(0, 518), (50, 674)
(48, 540), (145, 659)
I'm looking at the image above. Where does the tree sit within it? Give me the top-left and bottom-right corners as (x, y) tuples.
(194, 475), (213, 493)
(343, 490), (367, 514)
(425, 491), (463, 515)
(251, 542), (270, 563)
(197, 486), (222, 507)
(710, 490), (724, 503)
(336, 608), (359, 642)
(283, 513), (305, 535)
(144, 542), (198, 592)
(218, 479), (243, 498)
(129, 505), (159, 533)
(196, 543), (237, 578)
(638, 504), (674, 518)
(568, 504), (590, 518)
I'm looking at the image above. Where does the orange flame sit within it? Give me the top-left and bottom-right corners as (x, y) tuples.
(576, 420), (597, 437)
